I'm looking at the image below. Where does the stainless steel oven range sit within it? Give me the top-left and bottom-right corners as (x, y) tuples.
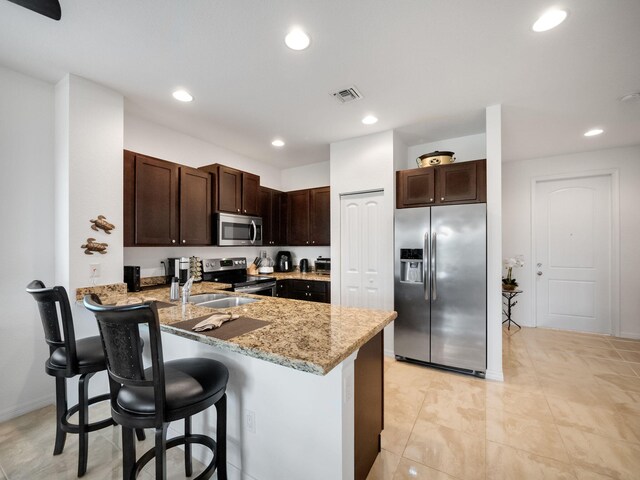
(202, 257), (276, 296)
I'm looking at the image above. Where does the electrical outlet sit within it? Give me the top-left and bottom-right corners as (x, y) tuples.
(90, 263), (101, 278)
(244, 409), (256, 434)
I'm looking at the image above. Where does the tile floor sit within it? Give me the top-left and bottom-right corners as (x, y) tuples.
(1, 326), (639, 479)
(0, 401), (208, 479)
(368, 327), (640, 480)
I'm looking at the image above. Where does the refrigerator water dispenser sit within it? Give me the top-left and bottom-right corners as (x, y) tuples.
(399, 249), (423, 283)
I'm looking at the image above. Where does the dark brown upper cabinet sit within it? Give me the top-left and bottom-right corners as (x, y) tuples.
(310, 187), (330, 246)
(287, 186), (330, 246)
(436, 160), (486, 204)
(179, 166), (212, 245)
(217, 165), (241, 213)
(124, 151), (212, 246)
(242, 172), (260, 216)
(396, 168), (435, 208)
(259, 186), (284, 246)
(200, 164), (260, 216)
(287, 189), (309, 245)
(396, 159), (486, 208)
(125, 151), (179, 246)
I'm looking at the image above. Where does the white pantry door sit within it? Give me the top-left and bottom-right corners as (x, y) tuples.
(340, 191), (386, 309)
(534, 175), (612, 333)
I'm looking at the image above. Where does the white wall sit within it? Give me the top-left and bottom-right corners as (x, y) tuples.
(280, 161), (330, 191)
(125, 114), (282, 189)
(503, 144), (640, 339)
(330, 131), (397, 355)
(407, 133), (486, 168)
(485, 105), (503, 381)
(0, 66), (56, 421)
(53, 74), (125, 405)
(61, 75), (125, 289)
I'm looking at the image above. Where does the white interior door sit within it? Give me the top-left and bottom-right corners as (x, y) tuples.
(340, 191), (385, 309)
(534, 175), (612, 333)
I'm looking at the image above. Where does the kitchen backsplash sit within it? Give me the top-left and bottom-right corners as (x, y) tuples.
(124, 246), (331, 278)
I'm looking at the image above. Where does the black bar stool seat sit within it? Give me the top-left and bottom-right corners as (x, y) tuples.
(49, 336), (107, 370)
(117, 358), (228, 420)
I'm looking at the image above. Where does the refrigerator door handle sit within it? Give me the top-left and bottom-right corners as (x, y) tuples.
(423, 231), (430, 300)
(431, 232), (437, 300)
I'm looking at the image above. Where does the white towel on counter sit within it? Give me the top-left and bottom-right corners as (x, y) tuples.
(193, 313), (240, 331)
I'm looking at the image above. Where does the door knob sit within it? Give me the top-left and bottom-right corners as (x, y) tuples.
(537, 271), (543, 276)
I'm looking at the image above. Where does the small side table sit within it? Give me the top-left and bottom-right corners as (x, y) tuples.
(502, 289), (523, 330)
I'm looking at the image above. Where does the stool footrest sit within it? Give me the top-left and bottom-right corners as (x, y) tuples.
(133, 434), (218, 480)
(60, 393), (114, 433)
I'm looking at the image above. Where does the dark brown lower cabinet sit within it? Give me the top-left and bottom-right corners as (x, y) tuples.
(355, 331), (384, 480)
(275, 279), (330, 303)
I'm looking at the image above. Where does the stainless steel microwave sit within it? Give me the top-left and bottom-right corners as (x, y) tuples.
(215, 213), (263, 246)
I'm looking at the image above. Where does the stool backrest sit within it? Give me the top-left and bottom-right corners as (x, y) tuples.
(26, 280), (78, 373)
(83, 295), (167, 418)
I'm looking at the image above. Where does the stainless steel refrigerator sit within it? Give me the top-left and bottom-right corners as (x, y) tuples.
(394, 203), (487, 373)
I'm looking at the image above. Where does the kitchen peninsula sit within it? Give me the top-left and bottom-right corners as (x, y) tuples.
(76, 281), (396, 480)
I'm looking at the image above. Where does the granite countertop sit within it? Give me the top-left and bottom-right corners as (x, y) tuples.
(76, 281), (395, 376)
(267, 271), (331, 282)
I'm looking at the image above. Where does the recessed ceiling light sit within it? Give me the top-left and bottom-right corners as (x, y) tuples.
(285, 29), (310, 50)
(172, 90), (193, 102)
(584, 128), (604, 137)
(532, 8), (568, 32)
(362, 115), (378, 125)
(271, 139), (285, 147)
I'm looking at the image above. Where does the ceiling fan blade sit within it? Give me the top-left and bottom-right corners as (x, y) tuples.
(7, 0), (61, 20)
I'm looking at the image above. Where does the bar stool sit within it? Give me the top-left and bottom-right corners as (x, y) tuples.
(26, 280), (117, 477)
(84, 294), (229, 480)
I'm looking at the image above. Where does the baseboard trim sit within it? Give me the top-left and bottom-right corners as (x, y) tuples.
(485, 369), (504, 382)
(0, 394), (54, 423)
(384, 348), (395, 358)
(619, 331), (640, 340)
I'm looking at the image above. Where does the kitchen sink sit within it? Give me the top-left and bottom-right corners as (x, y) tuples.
(191, 294), (260, 309)
(189, 293), (233, 304)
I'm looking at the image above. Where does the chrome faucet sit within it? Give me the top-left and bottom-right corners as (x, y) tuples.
(182, 277), (195, 305)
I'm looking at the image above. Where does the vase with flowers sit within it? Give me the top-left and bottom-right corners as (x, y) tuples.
(503, 255), (524, 291)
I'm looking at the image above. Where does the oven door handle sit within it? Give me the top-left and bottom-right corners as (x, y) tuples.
(234, 282), (276, 295)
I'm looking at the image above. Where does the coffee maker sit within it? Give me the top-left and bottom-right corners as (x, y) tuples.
(168, 257), (190, 285)
(275, 251), (294, 272)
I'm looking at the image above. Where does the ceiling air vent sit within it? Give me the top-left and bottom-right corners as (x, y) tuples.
(331, 86), (363, 104)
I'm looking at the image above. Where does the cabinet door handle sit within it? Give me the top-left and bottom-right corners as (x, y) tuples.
(182, 240), (186, 244)
(237, 209), (240, 213)
(244, 209), (247, 213)
(430, 198), (434, 202)
(306, 241), (309, 244)
(312, 240), (315, 244)
(441, 197), (445, 201)
(172, 239), (176, 244)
